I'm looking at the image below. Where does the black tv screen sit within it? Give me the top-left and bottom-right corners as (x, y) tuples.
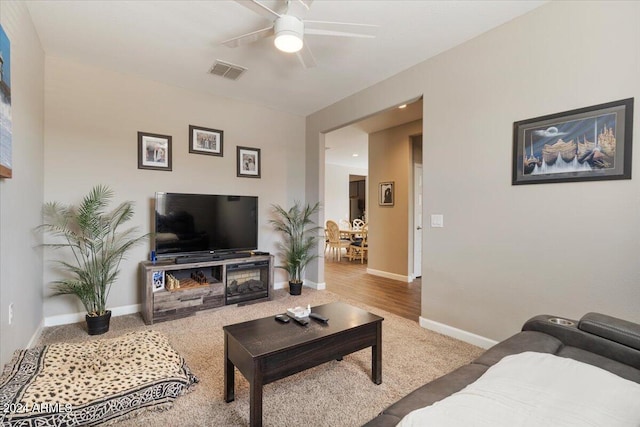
(154, 192), (258, 258)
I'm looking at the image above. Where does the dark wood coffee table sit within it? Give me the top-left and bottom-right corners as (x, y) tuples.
(223, 301), (383, 427)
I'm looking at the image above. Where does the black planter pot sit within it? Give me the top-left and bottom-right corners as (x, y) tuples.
(86, 310), (111, 335)
(289, 281), (303, 296)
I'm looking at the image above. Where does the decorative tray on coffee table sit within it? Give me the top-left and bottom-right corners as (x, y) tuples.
(286, 305), (311, 319)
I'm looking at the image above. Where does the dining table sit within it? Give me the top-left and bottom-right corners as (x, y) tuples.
(339, 228), (367, 240)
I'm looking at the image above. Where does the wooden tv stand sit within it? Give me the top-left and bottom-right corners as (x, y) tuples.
(140, 254), (274, 325)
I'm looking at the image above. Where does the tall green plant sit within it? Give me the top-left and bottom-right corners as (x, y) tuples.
(269, 201), (322, 283)
(39, 185), (148, 316)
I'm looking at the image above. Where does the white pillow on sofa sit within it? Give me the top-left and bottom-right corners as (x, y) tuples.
(397, 351), (640, 427)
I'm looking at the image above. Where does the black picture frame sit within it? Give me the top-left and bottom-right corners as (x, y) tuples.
(189, 125), (223, 157)
(0, 25), (12, 179)
(138, 132), (172, 171)
(512, 98), (633, 185)
(237, 146), (261, 178)
(379, 181), (394, 206)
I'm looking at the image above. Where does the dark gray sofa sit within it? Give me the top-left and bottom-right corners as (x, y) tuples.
(364, 312), (640, 426)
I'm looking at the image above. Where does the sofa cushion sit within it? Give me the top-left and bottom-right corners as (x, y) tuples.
(361, 414), (402, 427)
(362, 364), (488, 426)
(558, 346), (640, 383)
(396, 352), (640, 427)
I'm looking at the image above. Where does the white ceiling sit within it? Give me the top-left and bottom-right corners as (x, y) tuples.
(25, 0), (545, 118)
(325, 98), (422, 169)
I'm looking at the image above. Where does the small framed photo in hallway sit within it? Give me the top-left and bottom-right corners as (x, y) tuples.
(379, 181), (394, 206)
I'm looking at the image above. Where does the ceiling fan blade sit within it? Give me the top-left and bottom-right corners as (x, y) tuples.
(304, 21), (378, 38)
(287, 0), (313, 18)
(233, 0), (280, 21)
(296, 42), (316, 69)
(221, 26), (275, 48)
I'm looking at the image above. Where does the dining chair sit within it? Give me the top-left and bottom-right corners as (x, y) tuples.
(326, 220), (351, 261)
(349, 224), (368, 263)
(352, 218), (365, 230)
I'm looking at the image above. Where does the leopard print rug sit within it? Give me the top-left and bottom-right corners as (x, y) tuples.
(0, 330), (197, 426)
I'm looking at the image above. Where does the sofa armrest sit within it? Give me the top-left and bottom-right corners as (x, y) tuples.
(579, 312), (640, 351)
(523, 314), (640, 370)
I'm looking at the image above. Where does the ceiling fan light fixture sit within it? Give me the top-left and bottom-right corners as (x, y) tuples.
(275, 33), (303, 52)
(274, 15), (304, 53)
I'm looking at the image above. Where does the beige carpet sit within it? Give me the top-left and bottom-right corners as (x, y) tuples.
(38, 289), (483, 426)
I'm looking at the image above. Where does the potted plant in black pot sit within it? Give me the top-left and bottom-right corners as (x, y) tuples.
(269, 201), (321, 295)
(39, 185), (148, 335)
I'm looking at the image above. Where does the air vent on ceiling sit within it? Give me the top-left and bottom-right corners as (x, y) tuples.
(209, 60), (247, 81)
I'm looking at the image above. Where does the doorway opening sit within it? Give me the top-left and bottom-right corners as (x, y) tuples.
(349, 174), (366, 222)
(322, 98), (423, 321)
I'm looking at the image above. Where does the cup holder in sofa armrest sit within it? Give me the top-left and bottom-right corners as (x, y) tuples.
(578, 312), (640, 351)
(548, 317), (576, 327)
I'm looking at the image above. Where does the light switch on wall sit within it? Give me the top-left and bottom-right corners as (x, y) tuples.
(430, 214), (444, 228)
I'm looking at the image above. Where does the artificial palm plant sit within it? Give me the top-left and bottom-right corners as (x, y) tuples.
(269, 201), (321, 295)
(40, 185), (148, 333)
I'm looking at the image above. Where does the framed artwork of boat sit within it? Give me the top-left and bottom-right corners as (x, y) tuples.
(512, 98), (633, 185)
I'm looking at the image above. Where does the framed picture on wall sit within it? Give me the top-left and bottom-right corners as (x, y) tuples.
(237, 146), (261, 178)
(379, 181), (394, 206)
(138, 132), (172, 171)
(189, 125), (223, 156)
(512, 98), (634, 185)
(0, 24), (12, 179)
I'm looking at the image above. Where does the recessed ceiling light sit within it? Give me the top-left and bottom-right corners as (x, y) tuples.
(398, 104), (407, 109)
(352, 153), (359, 157)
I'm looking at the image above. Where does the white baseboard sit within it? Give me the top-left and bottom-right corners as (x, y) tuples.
(304, 280), (325, 290)
(367, 268), (411, 282)
(27, 319), (44, 349)
(419, 316), (498, 349)
(274, 281), (326, 291)
(44, 304), (142, 327)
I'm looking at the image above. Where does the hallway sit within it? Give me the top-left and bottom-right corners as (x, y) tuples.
(324, 259), (421, 322)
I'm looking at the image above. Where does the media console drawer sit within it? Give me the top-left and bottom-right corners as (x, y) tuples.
(153, 284), (224, 322)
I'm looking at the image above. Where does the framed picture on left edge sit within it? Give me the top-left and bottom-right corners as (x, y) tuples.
(0, 24), (13, 179)
(138, 132), (172, 171)
(237, 146), (261, 178)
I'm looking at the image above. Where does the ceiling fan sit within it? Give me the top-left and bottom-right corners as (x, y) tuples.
(221, 0), (378, 68)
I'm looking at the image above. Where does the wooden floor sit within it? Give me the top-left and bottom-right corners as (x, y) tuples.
(324, 256), (421, 322)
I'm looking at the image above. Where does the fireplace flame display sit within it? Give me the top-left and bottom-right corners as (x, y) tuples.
(226, 261), (269, 304)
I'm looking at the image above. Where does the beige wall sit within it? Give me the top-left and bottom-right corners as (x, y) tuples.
(368, 120), (422, 279)
(307, 1), (640, 342)
(324, 163), (368, 226)
(0, 1), (45, 366)
(42, 57), (306, 319)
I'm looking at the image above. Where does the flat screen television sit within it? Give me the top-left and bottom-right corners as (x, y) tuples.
(154, 192), (258, 259)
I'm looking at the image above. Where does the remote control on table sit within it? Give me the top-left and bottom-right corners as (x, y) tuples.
(275, 314), (290, 323)
(309, 312), (329, 323)
(289, 316), (309, 326)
